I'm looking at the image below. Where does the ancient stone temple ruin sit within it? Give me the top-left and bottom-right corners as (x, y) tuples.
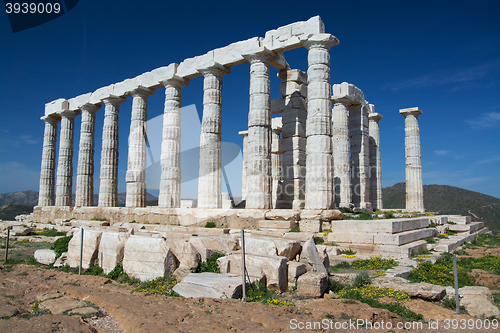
(34, 16), (385, 223)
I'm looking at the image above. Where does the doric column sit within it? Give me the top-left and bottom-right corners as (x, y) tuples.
(331, 99), (351, 208)
(279, 69), (307, 209)
(158, 76), (189, 208)
(126, 86), (155, 208)
(75, 104), (100, 207)
(271, 117), (284, 209)
(368, 110), (383, 210)
(400, 107), (424, 212)
(38, 114), (61, 206)
(197, 65), (230, 209)
(303, 34), (339, 209)
(243, 50), (276, 209)
(98, 96), (126, 207)
(238, 130), (249, 201)
(55, 110), (79, 206)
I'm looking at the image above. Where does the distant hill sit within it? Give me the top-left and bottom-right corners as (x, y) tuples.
(383, 183), (500, 233)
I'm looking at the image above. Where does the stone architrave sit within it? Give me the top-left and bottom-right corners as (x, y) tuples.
(98, 96), (126, 207)
(400, 107), (424, 212)
(243, 49), (276, 209)
(331, 99), (351, 208)
(279, 69), (307, 209)
(158, 76), (189, 208)
(197, 65), (230, 209)
(348, 103), (371, 209)
(238, 130), (248, 201)
(38, 114), (61, 206)
(75, 104), (100, 207)
(368, 109), (383, 210)
(55, 109), (78, 206)
(303, 34), (339, 209)
(126, 86), (155, 208)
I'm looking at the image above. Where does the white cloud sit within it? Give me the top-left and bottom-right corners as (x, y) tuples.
(466, 112), (500, 129)
(434, 150), (450, 156)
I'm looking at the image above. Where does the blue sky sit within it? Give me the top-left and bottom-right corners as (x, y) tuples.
(0, 0), (499, 200)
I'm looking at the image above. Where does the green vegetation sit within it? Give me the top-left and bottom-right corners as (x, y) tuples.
(197, 251), (225, 273)
(425, 238), (437, 244)
(132, 274), (179, 296)
(313, 236), (324, 245)
(34, 227), (67, 237)
(440, 297), (466, 312)
(204, 221), (216, 228)
(290, 225), (300, 232)
(83, 264), (105, 276)
(355, 209), (373, 220)
(464, 233), (500, 249)
(339, 249), (356, 256)
(50, 235), (72, 256)
(246, 281), (293, 306)
(353, 272), (371, 287)
(105, 263), (140, 285)
(91, 217), (109, 222)
(351, 257), (397, 270)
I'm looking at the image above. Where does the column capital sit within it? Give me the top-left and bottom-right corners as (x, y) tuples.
(242, 47), (278, 64)
(332, 97), (351, 106)
(303, 33), (339, 50)
(368, 112), (383, 122)
(59, 109), (80, 119)
(198, 63), (231, 78)
(80, 103), (100, 113)
(41, 114), (61, 124)
(131, 86), (155, 98)
(102, 95), (126, 107)
(238, 130), (248, 137)
(161, 75), (190, 88)
(400, 107), (422, 117)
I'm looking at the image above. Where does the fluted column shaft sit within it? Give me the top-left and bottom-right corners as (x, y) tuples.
(197, 66), (229, 209)
(400, 107), (424, 212)
(369, 112), (383, 210)
(332, 100), (351, 208)
(158, 77), (189, 208)
(38, 115), (60, 206)
(75, 104), (99, 207)
(238, 130), (249, 201)
(56, 111), (78, 206)
(271, 120), (283, 209)
(126, 87), (154, 208)
(98, 97), (125, 207)
(245, 53), (273, 209)
(304, 34), (338, 209)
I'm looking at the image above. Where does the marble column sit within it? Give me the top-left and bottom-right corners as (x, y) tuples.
(158, 76), (189, 208)
(400, 107), (424, 212)
(239, 130), (249, 201)
(98, 96), (125, 207)
(197, 65), (230, 209)
(368, 110), (383, 210)
(55, 110), (79, 206)
(271, 117), (284, 208)
(303, 34), (339, 209)
(38, 114), (61, 206)
(279, 69), (307, 209)
(331, 99), (351, 208)
(126, 86), (154, 208)
(75, 104), (100, 207)
(244, 51), (275, 209)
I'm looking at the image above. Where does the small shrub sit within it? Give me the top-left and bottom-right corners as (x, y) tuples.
(353, 272), (371, 288)
(328, 278), (348, 292)
(313, 237), (324, 245)
(197, 251), (225, 273)
(25, 256), (39, 266)
(132, 274), (178, 296)
(356, 209), (373, 220)
(50, 235), (73, 257)
(441, 297), (466, 311)
(425, 238), (437, 244)
(83, 265), (104, 276)
(204, 221), (216, 228)
(106, 264), (140, 285)
(246, 281), (293, 306)
(428, 222), (437, 228)
(339, 249), (356, 255)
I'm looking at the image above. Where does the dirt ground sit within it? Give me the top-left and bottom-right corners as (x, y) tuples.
(1, 264), (498, 333)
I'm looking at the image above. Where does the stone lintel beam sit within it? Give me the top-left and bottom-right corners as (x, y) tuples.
(332, 82), (365, 106)
(45, 98), (69, 117)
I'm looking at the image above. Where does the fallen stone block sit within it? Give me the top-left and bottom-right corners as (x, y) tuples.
(288, 261), (306, 286)
(299, 238), (327, 273)
(320, 210), (343, 221)
(34, 249), (57, 265)
(372, 276), (446, 301)
(273, 238), (301, 260)
(66, 229), (103, 269)
(168, 240), (201, 272)
(172, 273), (245, 299)
(53, 252), (67, 268)
(458, 286), (500, 318)
(189, 235), (239, 261)
(315, 245), (330, 269)
(11, 226), (32, 236)
(98, 232), (129, 274)
(264, 210), (300, 221)
(243, 237), (278, 257)
(296, 272), (328, 297)
(123, 235), (176, 281)
(283, 232), (315, 242)
(299, 219), (321, 233)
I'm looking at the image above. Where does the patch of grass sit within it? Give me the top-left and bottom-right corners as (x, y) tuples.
(106, 264), (141, 286)
(16, 271), (28, 276)
(384, 211), (395, 219)
(2, 258), (22, 265)
(132, 274), (179, 296)
(25, 256), (39, 265)
(425, 238), (437, 244)
(50, 235), (72, 257)
(351, 257), (397, 270)
(324, 313), (335, 320)
(328, 278), (348, 293)
(340, 312), (357, 320)
(329, 261), (352, 272)
(246, 281), (293, 306)
(14, 238), (33, 244)
(290, 226), (300, 232)
(428, 222), (437, 228)
(355, 209), (373, 220)
(313, 237), (324, 245)
(83, 264), (104, 276)
(204, 221), (216, 228)
(441, 297), (466, 312)
(353, 272), (371, 288)
(197, 251), (225, 273)
(339, 249), (356, 256)
(35, 228), (67, 237)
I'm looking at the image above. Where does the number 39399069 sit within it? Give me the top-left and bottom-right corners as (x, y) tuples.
(5, 2), (61, 14)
